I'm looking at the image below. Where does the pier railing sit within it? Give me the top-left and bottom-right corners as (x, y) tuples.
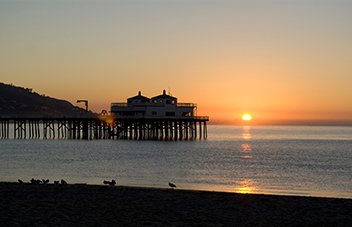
(176, 103), (197, 107)
(111, 103), (128, 107)
(112, 116), (209, 120)
(111, 102), (197, 107)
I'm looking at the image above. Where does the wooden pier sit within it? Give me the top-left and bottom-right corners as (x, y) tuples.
(0, 116), (208, 140)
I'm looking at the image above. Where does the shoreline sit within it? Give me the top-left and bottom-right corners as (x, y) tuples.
(3, 179), (351, 200)
(1, 182), (351, 226)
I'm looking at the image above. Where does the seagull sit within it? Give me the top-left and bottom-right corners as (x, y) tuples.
(42, 179), (49, 184)
(54, 181), (59, 185)
(109, 179), (116, 186)
(168, 182), (176, 189)
(30, 178), (41, 184)
(18, 179), (24, 184)
(61, 179), (67, 185)
(103, 179), (116, 186)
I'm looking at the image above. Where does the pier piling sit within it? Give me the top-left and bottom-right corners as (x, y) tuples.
(0, 116), (208, 140)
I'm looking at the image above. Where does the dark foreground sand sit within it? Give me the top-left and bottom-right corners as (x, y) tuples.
(1, 182), (351, 227)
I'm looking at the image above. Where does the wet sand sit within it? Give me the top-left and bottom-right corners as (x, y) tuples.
(1, 182), (351, 226)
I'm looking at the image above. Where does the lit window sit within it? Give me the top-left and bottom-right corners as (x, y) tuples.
(167, 100), (175, 104)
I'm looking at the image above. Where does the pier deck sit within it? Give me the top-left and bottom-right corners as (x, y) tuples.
(0, 116), (208, 140)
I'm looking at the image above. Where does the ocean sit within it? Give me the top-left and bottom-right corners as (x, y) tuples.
(1, 125), (351, 198)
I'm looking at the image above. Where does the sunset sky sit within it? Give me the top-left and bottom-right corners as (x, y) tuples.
(1, 0), (352, 125)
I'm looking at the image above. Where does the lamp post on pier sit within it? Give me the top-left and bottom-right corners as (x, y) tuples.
(77, 100), (88, 112)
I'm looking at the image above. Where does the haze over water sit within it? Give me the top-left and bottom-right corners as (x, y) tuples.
(1, 125), (351, 199)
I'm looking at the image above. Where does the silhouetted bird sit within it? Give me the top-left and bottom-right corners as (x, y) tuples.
(30, 178), (41, 184)
(103, 179), (116, 186)
(54, 181), (59, 185)
(61, 179), (67, 185)
(42, 179), (49, 184)
(18, 179), (24, 184)
(168, 182), (176, 188)
(109, 179), (116, 186)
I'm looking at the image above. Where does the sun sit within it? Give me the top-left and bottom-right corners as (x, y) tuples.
(242, 114), (252, 121)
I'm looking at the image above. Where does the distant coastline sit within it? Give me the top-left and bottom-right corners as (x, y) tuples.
(0, 82), (89, 116)
(210, 119), (352, 127)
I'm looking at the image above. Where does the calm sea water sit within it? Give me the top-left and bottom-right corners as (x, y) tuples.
(1, 125), (351, 198)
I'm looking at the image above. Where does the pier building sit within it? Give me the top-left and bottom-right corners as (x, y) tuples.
(111, 90), (196, 118)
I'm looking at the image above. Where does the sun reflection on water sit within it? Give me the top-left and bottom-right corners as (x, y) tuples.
(235, 126), (256, 193)
(241, 143), (251, 153)
(233, 179), (258, 194)
(240, 143), (252, 158)
(242, 126), (251, 140)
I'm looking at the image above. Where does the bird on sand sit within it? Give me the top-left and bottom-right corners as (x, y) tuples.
(103, 179), (116, 186)
(168, 182), (176, 189)
(54, 181), (59, 185)
(61, 179), (67, 185)
(42, 179), (49, 184)
(30, 178), (41, 184)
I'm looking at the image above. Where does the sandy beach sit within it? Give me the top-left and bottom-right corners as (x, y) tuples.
(1, 182), (351, 227)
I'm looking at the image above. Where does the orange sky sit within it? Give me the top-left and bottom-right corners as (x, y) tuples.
(1, 1), (352, 125)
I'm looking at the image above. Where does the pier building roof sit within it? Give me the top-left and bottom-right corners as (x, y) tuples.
(127, 91), (151, 103)
(151, 90), (176, 100)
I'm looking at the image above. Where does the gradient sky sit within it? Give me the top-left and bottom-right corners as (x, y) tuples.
(1, 0), (352, 125)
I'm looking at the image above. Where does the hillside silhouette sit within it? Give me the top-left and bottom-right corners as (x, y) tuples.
(0, 83), (90, 116)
